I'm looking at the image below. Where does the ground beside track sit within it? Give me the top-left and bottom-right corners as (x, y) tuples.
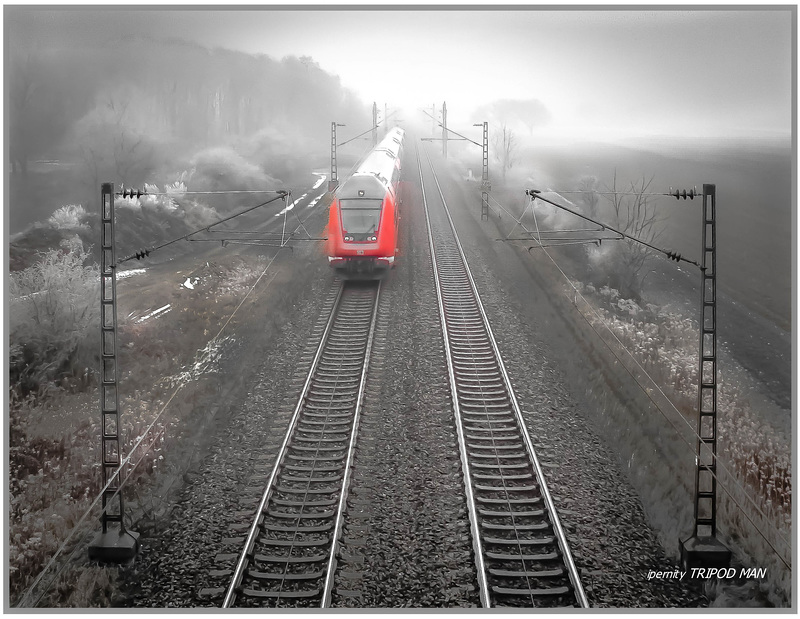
(110, 146), (710, 608)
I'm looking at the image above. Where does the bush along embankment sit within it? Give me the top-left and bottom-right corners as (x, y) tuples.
(571, 282), (791, 605)
(487, 176), (790, 606)
(8, 219), (276, 605)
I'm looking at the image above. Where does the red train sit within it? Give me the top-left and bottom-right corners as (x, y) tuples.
(326, 127), (405, 276)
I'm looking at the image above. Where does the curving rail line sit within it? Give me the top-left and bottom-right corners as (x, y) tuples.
(417, 143), (589, 609)
(222, 281), (381, 608)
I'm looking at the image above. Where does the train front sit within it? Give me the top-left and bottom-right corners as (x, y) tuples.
(327, 174), (397, 277)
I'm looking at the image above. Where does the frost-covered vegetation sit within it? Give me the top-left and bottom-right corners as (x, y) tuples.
(574, 282), (791, 602)
(9, 236), (100, 398)
(47, 205), (89, 230)
(7, 23), (360, 603)
(8, 250), (270, 605)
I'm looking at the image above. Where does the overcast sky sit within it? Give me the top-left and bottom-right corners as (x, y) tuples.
(8, 6), (794, 140)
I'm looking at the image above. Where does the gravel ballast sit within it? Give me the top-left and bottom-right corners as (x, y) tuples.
(112, 145), (712, 608)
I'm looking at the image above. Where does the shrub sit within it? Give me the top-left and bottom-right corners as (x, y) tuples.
(47, 205), (89, 230)
(579, 283), (791, 596)
(9, 235), (100, 398)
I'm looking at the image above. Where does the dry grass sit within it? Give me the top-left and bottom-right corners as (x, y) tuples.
(8, 248), (270, 607)
(9, 235), (99, 398)
(575, 281), (791, 602)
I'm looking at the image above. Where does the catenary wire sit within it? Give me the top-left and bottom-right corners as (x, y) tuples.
(18, 226), (288, 608)
(524, 191), (701, 269)
(117, 193), (288, 264)
(485, 190), (792, 569)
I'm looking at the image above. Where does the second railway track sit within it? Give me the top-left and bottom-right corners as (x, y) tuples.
(222, 280), (380, 608)
(418, 142), (589, 608)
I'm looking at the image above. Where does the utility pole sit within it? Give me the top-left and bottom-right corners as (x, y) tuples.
(479, 121), (490, 220)
(442, 101), (448, 158)
(88, 183), (139, 561)
(329, 122), (344, 192)
(680, 184), (731, 570)
(372, 102), (378, 147)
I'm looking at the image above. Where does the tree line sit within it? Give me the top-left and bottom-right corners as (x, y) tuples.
(8, 34), (369, 182)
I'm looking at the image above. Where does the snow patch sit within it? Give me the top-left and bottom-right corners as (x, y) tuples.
(117, 268), (146, 280)
(312, 173), (327, 190)
(166, 337), (231, 386)
(274, 172), (327, 216)
(307, 194), (324, 209)
(137, 304), (171, 323)
(275, 197), (301, 217)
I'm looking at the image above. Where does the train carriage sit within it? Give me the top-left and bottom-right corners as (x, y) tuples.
(327, 128), (405, 276)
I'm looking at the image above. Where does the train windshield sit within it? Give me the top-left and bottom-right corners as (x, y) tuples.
(340, 199), (382, 236)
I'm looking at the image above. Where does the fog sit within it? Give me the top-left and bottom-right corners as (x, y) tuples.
(7, 11), (374, 234)
(6, 7), (794, 320)
(8, 8), (791, 144)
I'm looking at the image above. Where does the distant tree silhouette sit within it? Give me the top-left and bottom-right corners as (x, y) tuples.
(601, 171), (664, 300)
(493, 123), (518, 182)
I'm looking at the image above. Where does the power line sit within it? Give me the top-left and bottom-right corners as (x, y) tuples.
(419, 108), (482, 148)
(339, 121), (385, 147)
(524, 189), (701, 269)
(17, 237), (288, 609)
(486, 190), (791, 568)
(117, 192), (288, 264)
(546, 187), (702, 200)
(117, 189), (287, 197)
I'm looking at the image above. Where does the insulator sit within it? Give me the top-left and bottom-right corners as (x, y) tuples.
(122, 188), (146, 199)
(666, 250), (682, 262)
(670, 187), (698, 200)
(134, 249), (150, 260)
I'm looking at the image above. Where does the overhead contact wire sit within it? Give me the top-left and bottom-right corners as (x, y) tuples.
(488, 193), (791, 568)
(524, 191), (700, 268)
(18, 235), (287, 608)
(117, 193), (287, 264)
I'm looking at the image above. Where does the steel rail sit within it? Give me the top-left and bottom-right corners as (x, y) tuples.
(221, 283), (345, 608)
(420, 142), (589, 608)
(321, 280), (382, 607)
(416, 143), (492, 608)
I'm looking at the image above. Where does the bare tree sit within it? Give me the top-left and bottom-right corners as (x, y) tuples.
(492, 123), (518, 182)
(9, 53), (38, 175)
(602, 171), (664, 300)
(579, 176), (600, 218)
(73, 90), (154, 207)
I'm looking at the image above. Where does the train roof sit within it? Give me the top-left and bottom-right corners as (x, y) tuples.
(338, 174), (387, 200)
(353, 127), (404, 184)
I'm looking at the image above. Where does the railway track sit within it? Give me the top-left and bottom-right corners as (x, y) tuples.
(221, 280), (381, 608)
(417, 143), (589, 608)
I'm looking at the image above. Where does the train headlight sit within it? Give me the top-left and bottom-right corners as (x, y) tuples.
(344, 236), (353, 241)
(369, 236), (377, 241)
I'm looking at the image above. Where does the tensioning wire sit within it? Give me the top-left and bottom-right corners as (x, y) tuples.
(485, 191), (791, 567)
(18, 246), (285, 608)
